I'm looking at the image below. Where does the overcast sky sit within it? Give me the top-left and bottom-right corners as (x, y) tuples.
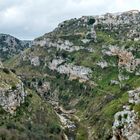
(0, 0), (140, 40)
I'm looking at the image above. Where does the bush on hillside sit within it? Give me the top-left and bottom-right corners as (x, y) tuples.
(3, 68), (10, 74)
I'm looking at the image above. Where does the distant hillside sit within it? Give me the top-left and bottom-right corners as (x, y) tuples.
(0, 34), (32, 61)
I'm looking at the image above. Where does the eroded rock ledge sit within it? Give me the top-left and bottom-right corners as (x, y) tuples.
(0, 68), (26, 113)
(48, 58), (92, 82)
(0, 83), (26, 113)
(112, 88), (140, 140)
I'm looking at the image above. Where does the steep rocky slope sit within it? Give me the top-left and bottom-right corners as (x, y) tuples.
(3, 10), (140, 140)
(0, 63), (64, 139)
(0, 34), (32, 61)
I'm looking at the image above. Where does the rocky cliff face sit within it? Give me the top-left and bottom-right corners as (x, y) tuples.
(0, 67), (26, 113)
(0, 82), (26, 114)
(48, 58), (92, 81)
(112, 88), (140, 140)
(3, 10), (140, 140)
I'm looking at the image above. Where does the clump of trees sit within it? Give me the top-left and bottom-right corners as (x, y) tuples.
(38, 80), (43, 86)
(10, 69), (16, 74)
(3, 68), (10, 74)
(11, 84), (17, 90)
(88, 18), (96, 25)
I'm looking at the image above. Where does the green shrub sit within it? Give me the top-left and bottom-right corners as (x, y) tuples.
(124, 114), (128, 119)
(6, 123), (16, 129)
(88, 18), (96, 25)
(10, 69), (16, 74)
(24, 101), (29, 107)
(118, 115), (122, 121)
(49, 123), (61, 134)
(62, 52), (67, 58)
(11, 85), (16, 90)
(133, 104), (140, 118)
(32, 78), (36, 82)
(38, 80), (43, 86)
(0, 107), (6, 114)
(3, 68), (10, 74)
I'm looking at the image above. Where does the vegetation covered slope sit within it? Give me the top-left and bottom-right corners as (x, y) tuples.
(4, 10), (140, 140)
(0, 89), (63, 140)
(0, 65), (63, 140)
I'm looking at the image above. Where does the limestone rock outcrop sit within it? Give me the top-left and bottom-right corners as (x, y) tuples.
(128, 88), (140, 105)
(49, 58), (92, 81)
(104, 46), (140, 73)
(0, 68), (26, 113)
(30, 56), (40, 66)
(0, 83), (26, 113)
(112, 87), (140, 140)
(33, 38), (94, 53)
